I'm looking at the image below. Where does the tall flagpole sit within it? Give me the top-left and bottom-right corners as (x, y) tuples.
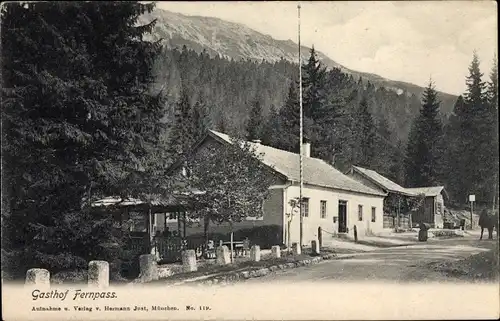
(298, 2), (304, 249)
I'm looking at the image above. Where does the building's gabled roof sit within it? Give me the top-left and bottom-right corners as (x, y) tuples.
(351, 165), (416, 196)
(208, 130), (386, 197)
(406, 186), (448, 198)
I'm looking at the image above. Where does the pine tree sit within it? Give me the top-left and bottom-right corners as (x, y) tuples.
(443, 96), (467, 204)
(216, 112), (227, 133)
(261, 104), (280, 147)
(246, 99), (264, 141)
(465, 51), (487, 106)
(486, 55), (498, 108)
(277, 81), (301, 152)
(353, 97), (376, 167)
(461, 52), (492, 204)
(389, 139), (406, 184)
(404, 80), (444, 187)
(486, 55), (499, 209)
(192, 94), (211, 142)
(169, 85), (196, 158)
(1, 2), (167, 277)
(302, 46), (328, 120)
(301, 50), (346, 163)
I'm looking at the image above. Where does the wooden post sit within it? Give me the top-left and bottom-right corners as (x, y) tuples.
(287, 216), (292, 254)
(230, 221), (234, 263)
(470, 201), (474, 230)
(146, 207), (152, 253)
(397, 195), (401, 228)
(318, 226), (322, 248)
(183, 212), (187, 238)
(147, 207), (152, 242)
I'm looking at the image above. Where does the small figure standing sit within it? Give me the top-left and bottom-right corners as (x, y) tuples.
(353, 225), (358, 243)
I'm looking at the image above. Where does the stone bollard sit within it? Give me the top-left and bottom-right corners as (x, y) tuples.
(250, 245), (261, 262)
(138, 254), (159, 283)
(25, 268), (50, 288)
(271, 245), (281, 258)
(311, 240), (320, 255)
(88, 261), (109, 288)
(182, 250), (197, 272)
(216, 246), (231, 265)
(292, 242), (301, 255)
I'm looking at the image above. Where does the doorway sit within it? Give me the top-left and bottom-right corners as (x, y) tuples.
(338, 200), (347, 233)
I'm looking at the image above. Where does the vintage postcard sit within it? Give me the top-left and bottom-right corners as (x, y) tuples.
(1, 1), (498, 320)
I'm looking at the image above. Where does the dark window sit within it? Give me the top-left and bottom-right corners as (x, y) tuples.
(371, 207), (376, 222)
(320, 200), (327, 219)
(358, 205), (363, 221)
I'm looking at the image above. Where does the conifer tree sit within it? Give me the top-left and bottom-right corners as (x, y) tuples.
(246, 99), (264, 141)
(354, 97), (376, 167)
(261, 104), (280, 147)
(216, 112), (227, 133)
(404, 80), (444, 187)
(458, 51), (493, 204)
(169, 85), (196, 157)
(1, 2), (167, 277)
(443, 96), (467, 204)
(486, 55), (499, 209)
(277, 81), (301, 152)
(192, 94), (211, 142)
(302, 46), (328, 120)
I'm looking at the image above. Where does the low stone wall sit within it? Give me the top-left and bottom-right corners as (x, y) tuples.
(198, 253), (341, 286)
(26, 242), (334, 287)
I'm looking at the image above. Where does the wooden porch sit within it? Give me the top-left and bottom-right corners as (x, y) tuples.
(92, 196), (202, 262)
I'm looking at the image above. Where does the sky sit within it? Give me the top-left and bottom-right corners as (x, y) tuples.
(156, 1), (497, 95)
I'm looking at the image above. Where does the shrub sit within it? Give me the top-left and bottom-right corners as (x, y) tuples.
(233, 225), (282, 249)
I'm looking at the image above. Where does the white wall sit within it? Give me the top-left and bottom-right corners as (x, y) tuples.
(284, 183), (385, 245)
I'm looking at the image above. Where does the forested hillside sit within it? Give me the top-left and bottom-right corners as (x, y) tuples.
(139, 8), (458, 118)
(153, 45), (426, 183)
(153, 45), (498, 208)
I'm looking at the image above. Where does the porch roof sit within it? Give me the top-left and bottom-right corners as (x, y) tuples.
(91, 194), (196, 213)
(351, 166), (417, 196)
(406, 186), (448, 199)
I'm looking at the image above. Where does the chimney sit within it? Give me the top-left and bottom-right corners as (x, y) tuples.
(252, 139), (261, 145)
(302, 142), (311, 157)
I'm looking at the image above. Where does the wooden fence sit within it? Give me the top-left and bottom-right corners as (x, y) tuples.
(383, 214), (412, 229)
(153, 236), (206, 263)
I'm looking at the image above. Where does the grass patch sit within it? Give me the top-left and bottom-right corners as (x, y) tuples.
(429, 242), (499, 282)
(354, 240), (400, 248)
(431, 230), (464, 238)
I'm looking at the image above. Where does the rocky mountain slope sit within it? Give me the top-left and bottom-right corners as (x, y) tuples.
(138, 9), (457, 115)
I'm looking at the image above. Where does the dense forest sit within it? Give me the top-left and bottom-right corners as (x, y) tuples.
(153, 45), (425, 182)
(157, 45), (498, 209)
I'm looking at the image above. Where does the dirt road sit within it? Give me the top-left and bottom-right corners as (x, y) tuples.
(242, 236), (499, 283)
